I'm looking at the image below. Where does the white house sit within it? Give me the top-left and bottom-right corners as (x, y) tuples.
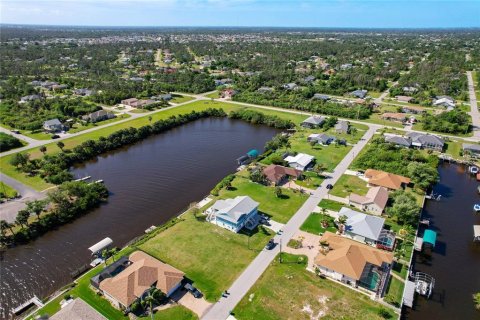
(205, 196), (259, 233)
(284, 153), (314, 171)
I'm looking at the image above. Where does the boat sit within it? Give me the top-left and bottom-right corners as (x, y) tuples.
(474, 204), (480, 212)
(414, 272), (435, 299)
(469, 166), (479, 174)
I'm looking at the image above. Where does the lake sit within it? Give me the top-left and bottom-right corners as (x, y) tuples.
(0, 118), (280, 318)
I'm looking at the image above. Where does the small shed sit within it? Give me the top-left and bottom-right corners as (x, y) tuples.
(88, 237), (113, 256)
(423, 230), (437, 248)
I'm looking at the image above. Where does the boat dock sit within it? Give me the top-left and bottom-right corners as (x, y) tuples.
(12, 296), (44, 315)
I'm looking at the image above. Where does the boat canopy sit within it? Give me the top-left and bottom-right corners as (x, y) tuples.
(423, 230), (437, 247)
(247, 149), (259, 158)
(403, 280), (416, 308)
(88, 237), (113, 255)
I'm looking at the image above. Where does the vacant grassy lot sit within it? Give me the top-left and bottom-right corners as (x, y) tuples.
(300, 213), (337, 235)
(317, 199), (345, 211)
(218, 174), (308, 223)
(330, 174), (369, 198)
(0, 181), (18, 198)
(233, 253), (396, 320)
(171, 94), (195, 104)
(205, 91), (220, 99)
(68, 114), (131, 133)
(140, 212), (273, 302)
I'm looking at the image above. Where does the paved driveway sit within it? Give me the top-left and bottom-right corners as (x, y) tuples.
(283, 230), (322, 271)
(170, 288), (212, 318)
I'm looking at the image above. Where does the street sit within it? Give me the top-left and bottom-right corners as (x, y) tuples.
(202, 125), (378, 320)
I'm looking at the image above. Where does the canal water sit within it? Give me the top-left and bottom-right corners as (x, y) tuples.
(404, 163), (480, 320)
(0, 118), (280, 318)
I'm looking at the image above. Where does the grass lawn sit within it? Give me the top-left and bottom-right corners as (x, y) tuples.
(171, 94), (195, 104)
(233, 253), (396, 320)
(368, 91), (383, 98)
(444, 140), (462, 159)
(139, 211), (274, 302)
(0, 181), (18, 198)
(317, 199), (345, 211)
(300, 213), (337, 235)
(130, 109), (150, 113)
(385, 277), (405, 307)
(330, 174), (368, 198)
(0, 100), (312, 191)
(142, 306), (198, 320)
(363, 113), (404, 128)
(68, 114), (131, 133)
(324, 123), (368, 144)
(218, 175), (308, 223)
(294, 171), (324, 189)
(205, 91), (220, 99)
(392, 262), (408, 279)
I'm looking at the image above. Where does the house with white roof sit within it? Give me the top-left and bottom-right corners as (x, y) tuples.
(301, 115), (325, 128)
(433, 96), (455, 110)
(205, 196), (259, 233)
(284, 153), (314, 171)
(339, 207), (386, 245)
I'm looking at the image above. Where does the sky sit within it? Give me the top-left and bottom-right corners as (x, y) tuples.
(1, 0), (479, 28)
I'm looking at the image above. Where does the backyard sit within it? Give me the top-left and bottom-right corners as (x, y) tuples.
(233, 253), (396, 320)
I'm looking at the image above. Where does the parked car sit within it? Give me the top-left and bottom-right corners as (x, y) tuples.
(11, 130), (20, 134)
(51, 134), (60, 139)
(265, 239), (275, 250)
(184, 283), (202, 298)
(326, 184), (333, 190)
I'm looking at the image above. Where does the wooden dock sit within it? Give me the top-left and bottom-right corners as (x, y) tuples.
(12, 295), (44, 315)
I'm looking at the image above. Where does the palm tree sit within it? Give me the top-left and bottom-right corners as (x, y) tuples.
(148, 116), (152, 123)
(15, 210), (30, 228)
(142, 287), (165, 320)
(0, 220), (14, 236)
(26, 200), (46, 219)
(337, 215), (347, 234)
(102, 248), (111, 265)
(109, 248), (119, 263)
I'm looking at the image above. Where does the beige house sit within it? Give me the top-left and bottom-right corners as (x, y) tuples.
(348, 186), (389, 215)
(364, 169), (411, 191)
(97, 251), (184, 310)
(314, 232), (393, 295)
(50, 298), (106, 320)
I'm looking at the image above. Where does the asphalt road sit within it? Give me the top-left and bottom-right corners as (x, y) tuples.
(466, 71), (480, 139)
(202, 125), (379, 320)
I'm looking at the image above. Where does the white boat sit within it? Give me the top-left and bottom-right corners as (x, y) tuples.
(414, 272), (435, 299)
(474, 204), (480, 212)
(469, 166), (479, 174)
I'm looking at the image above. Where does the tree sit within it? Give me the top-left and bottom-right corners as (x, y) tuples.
(148, 116), (152, 123)
(9, 152), (29, 169)
(57, 141), (65, 151)
(309, 140), (316, 148)
(337, 215), (347, 234)
(141, 287), (165, 320)
(16, 209), (30, 228)
(26, 200), (46, 219)
(274, 186), (283, 198)
(0, 220), (14, 236)
(407, 162), (439, 190)
(387, 190), (420, 226)
(39, 145), (47, 155)
(473, 292), (480, 310)
(313, 163), (326, 176)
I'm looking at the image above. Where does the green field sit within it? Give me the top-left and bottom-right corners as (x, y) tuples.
(330, 174), (369, 198)
(218, 174), (308, 223)
(68, 114), (131, 133)
(233, 253), (396, 320)
(139, 211), (274, 302)
(205, 91), (220, 99)
(0, 181), (18, 198)
(300, 213), (337, 235)
(171, 94), (195, 104)
(317, 199), (345, 211)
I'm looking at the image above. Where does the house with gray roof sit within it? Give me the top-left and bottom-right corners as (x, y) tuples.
(50, 298), (106, 320)
(20, 94), (42, 103)
(304, 75), (316, 83)
(82, 110), (116, 123)
(335, 120), (349, 134)
(283, 83), (298, 90)
(313, 93), (330, 101)
(351, 89), (368, 99)
(205, 196), (259, 233)
(308, 133), (335, 145)
(385, 135), (411, 148)
(301, 115), (325, 128)
(406, 132), (444, 151)
(43, 118), (64, 133)
(463, 143), (480, 158)
(73, 88), (94, 96)
(339, 207), (386, 245)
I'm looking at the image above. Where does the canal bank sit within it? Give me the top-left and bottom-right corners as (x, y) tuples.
(403, 162), (480, 319)
(0, 118), (280, 318)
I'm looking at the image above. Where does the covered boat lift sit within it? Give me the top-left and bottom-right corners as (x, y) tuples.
(88, 237), (113, 256)
(474, 225), (480, 242)
(402, 280), (416, 308)
(423, 229), (437, 248)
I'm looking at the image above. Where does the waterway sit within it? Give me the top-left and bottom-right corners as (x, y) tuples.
(0, 118), (279, 318)
(404, 163), (480, 319)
